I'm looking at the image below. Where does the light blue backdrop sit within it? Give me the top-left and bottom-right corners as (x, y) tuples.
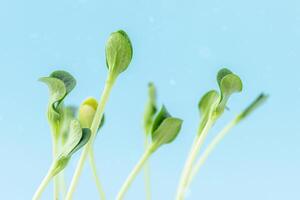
(0, 0), (299, 199)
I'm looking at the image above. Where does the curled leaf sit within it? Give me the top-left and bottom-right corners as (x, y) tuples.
(216, 68), (243, 115)
(39, 71), (76, 125)
(50, 71), (76, 94)
(143, 82), (157, 134)
(105, 30), (133, 78)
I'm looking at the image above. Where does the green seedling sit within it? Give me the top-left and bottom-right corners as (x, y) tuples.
(188, 94), (268, 186)
(65, 30), (133, 200)
(32, 30), (267, 200)
(79, 97), (106, 200)
(176, 68), (244, 200)
(117, 103), (183, 200)
(142, 82), (158, 200)
(33, 72), (91, 200)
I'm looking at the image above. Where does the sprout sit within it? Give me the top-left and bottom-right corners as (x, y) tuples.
(176, 68), (265, 200)
(65, 30), (133, 200)
(143, 82), (157, 135)
(117, 104), (183, 200)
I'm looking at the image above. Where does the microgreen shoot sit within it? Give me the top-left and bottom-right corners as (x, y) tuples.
(188, 93), (268, 187)
(32, 31), (267, 200)
(65, 30), (133, 200)
(176, 68), (243, 200)
(79, 97), (106, 200)
(33, 71), (91, 200)
(142, 82), (158, 200)
(117, 102), (183, 200)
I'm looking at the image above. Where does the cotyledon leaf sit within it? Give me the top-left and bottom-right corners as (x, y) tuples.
(60, 119), (91, 158)
(197, 90), (220, 134)
(150, 105), (171, 134)
(68, 128), (91, 156)
(52, 120), (91, 176)
(216, 68), (243, 115)
(198, 90), (220, 116)
(217, 68), (232, 87)
(60, 119), (83, 157)
(105, 30), (133, 78)
(39, 70), (76, 122)
(50, 70), (76, 95)
(151, 117), (183, 151)
(39, 77), (66, 114)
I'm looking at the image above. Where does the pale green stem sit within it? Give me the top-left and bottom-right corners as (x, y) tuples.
(65, 75), (115, 200)
(58, 171), (67, 199)
(187, 118), (239, 187)
(32, 162), (56, 200)
(143, 136), (151, 200)
(116, 147), (153, 200)
(52, 139), (59, 200)
(176, 120), (213, 200)
(89, 148), (106, 200)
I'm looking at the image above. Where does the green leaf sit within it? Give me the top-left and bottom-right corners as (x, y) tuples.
(238, 93), (268, 121)
(50, 70), (76, 95)
(217, 68), (232, 87)
(143, 82), (157, 134)
(52, 120), (91, 176)
(150, 106), (171, 134)
(151, 117), (183, 151)
(39, 71), (76, 125)
(216, 68), (243, 115)
(198, 90), (220, 116)
(39, 77), (66, 114)
(105, 30), (133, 78)
(198, 90), (220, 134)
(68, 128), (91, 156)
(60, 120), (91, 158)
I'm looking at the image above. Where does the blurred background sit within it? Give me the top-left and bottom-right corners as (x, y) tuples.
(0, 0), (299, 199)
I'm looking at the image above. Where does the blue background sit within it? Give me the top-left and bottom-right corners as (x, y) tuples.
(0, 0), (299, 199)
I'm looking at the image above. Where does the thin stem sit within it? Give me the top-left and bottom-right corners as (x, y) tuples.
(52, 139), (59, 200)
(58, 171), (67, 199)
(187, 118), (238, 187)
(65, 75), (115, 200)
(33, 162), (55, 200)
(176, 120), (213, 200)
(89, 148), (106, 200)
(116, 147), (153, 200)
(143, 136), (151, 200)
